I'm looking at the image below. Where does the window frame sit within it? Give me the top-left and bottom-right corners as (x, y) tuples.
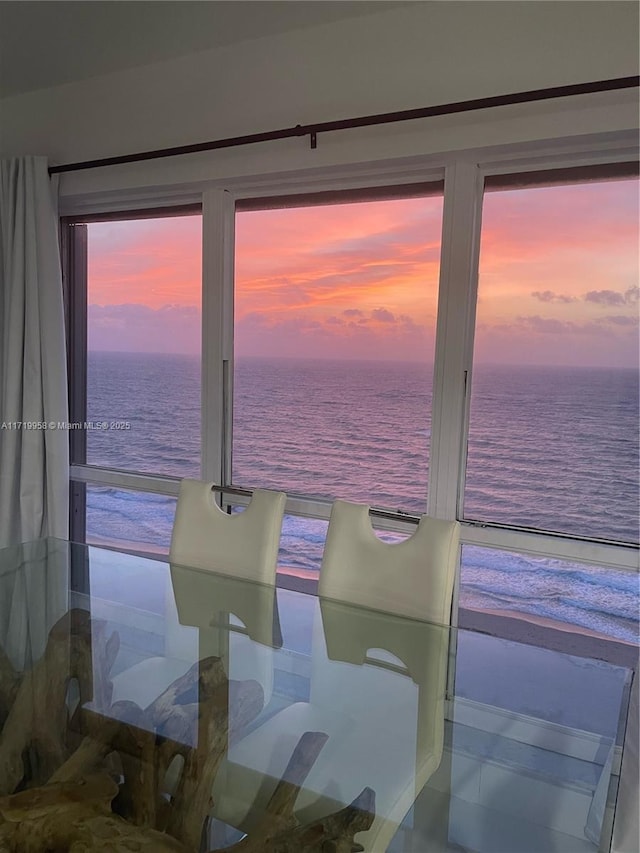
(62, 136), (639, 578)
(455, 159), (640, 565)
(229, 178), (446, 514)
(62, 204), (203, 543)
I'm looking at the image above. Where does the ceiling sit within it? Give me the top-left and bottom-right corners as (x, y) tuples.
(0, 1), (401, 98)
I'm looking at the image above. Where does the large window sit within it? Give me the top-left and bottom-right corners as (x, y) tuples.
(66, 210), (201, 547)
(233, 188), (444, 512)
(465, 171), (639, 544)
(232, 189), (444, 572)
(85, 214), (202, 477)
(63, 150), (639, 645)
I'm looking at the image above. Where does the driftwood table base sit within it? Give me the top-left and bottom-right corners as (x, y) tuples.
(0, 609), (376, 852)
(0, 773), (187, 852)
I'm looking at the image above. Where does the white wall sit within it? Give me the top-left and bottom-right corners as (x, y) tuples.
(1, 1), (638, 197)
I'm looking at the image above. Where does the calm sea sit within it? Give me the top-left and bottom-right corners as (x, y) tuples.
(86, 352), (640, 643)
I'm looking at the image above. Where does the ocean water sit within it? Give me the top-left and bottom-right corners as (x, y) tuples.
(85, 352), (639, 643)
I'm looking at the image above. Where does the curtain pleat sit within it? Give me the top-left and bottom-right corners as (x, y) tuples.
(0, 157), (69, 547)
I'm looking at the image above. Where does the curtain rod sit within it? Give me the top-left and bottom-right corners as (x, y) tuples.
(49, 76), (639, 175)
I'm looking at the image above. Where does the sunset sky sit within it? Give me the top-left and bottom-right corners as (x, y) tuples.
(87, 178), (639, 367)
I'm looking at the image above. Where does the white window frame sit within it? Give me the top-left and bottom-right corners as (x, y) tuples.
(65, 131), (639, 576)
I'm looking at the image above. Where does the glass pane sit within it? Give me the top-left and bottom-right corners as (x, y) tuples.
(278, 514), (328, 578)
(465, 177), (639, 542)
(229, 510), (407, 585)
(233, 194), (443, 512)
(460, 545), (639, 645)
(85, 485), (176, 553)
(86, 215), (202, 477)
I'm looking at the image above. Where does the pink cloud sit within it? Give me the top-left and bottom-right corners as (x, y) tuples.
(531, 290), (578, 304)
(84, 180), (637, 368)
(235, 304), (432, 362)
(235, 195), (443, 361)
(88, 215), (202, 307)
(372, 308), (396, 323)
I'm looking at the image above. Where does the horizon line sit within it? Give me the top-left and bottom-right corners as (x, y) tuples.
(86, 350), (639, 371)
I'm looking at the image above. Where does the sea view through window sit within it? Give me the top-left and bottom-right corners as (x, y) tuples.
(76, 174), (639, 646)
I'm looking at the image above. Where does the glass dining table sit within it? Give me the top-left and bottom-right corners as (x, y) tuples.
(0, 538), (633, 853)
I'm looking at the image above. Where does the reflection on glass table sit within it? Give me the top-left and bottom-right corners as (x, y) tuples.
(0, 539), (633, 853)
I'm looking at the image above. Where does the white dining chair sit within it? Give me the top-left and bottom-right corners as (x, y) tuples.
(211, 500), (461, 851)
(169, 479), (287, 584)
(110, 480), (286, 710)
(319, 499), (460, 624)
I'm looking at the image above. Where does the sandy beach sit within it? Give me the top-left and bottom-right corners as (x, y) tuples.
(465, 605), (637, 645)
(275, 564), (639, 668)
(458, 605), (639, 668)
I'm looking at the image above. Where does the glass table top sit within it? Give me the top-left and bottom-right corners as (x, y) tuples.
(0, 538), (633, 853)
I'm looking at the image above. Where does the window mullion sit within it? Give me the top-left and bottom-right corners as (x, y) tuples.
(201, 189), (235, 486)
(428, 161), (483, 521)
(62, 221), (88, 542)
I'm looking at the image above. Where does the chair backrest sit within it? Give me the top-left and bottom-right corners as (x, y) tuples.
(319, 499), (460, 624)
(169, 479), (286, 585)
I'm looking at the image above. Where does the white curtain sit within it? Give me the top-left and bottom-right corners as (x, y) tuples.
(0, 157), (69, 548)
(0, 539), (70, 670)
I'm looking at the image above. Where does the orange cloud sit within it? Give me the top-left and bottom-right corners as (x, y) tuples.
(475, 178), (639, 366)
(86, 180), (638, 367)
(234, 196), (443, 361)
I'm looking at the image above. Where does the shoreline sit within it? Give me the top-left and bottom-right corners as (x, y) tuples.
(466, 605), (638, 647)
(275, 566), (639, 667)
(457, 606), (639, 668)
